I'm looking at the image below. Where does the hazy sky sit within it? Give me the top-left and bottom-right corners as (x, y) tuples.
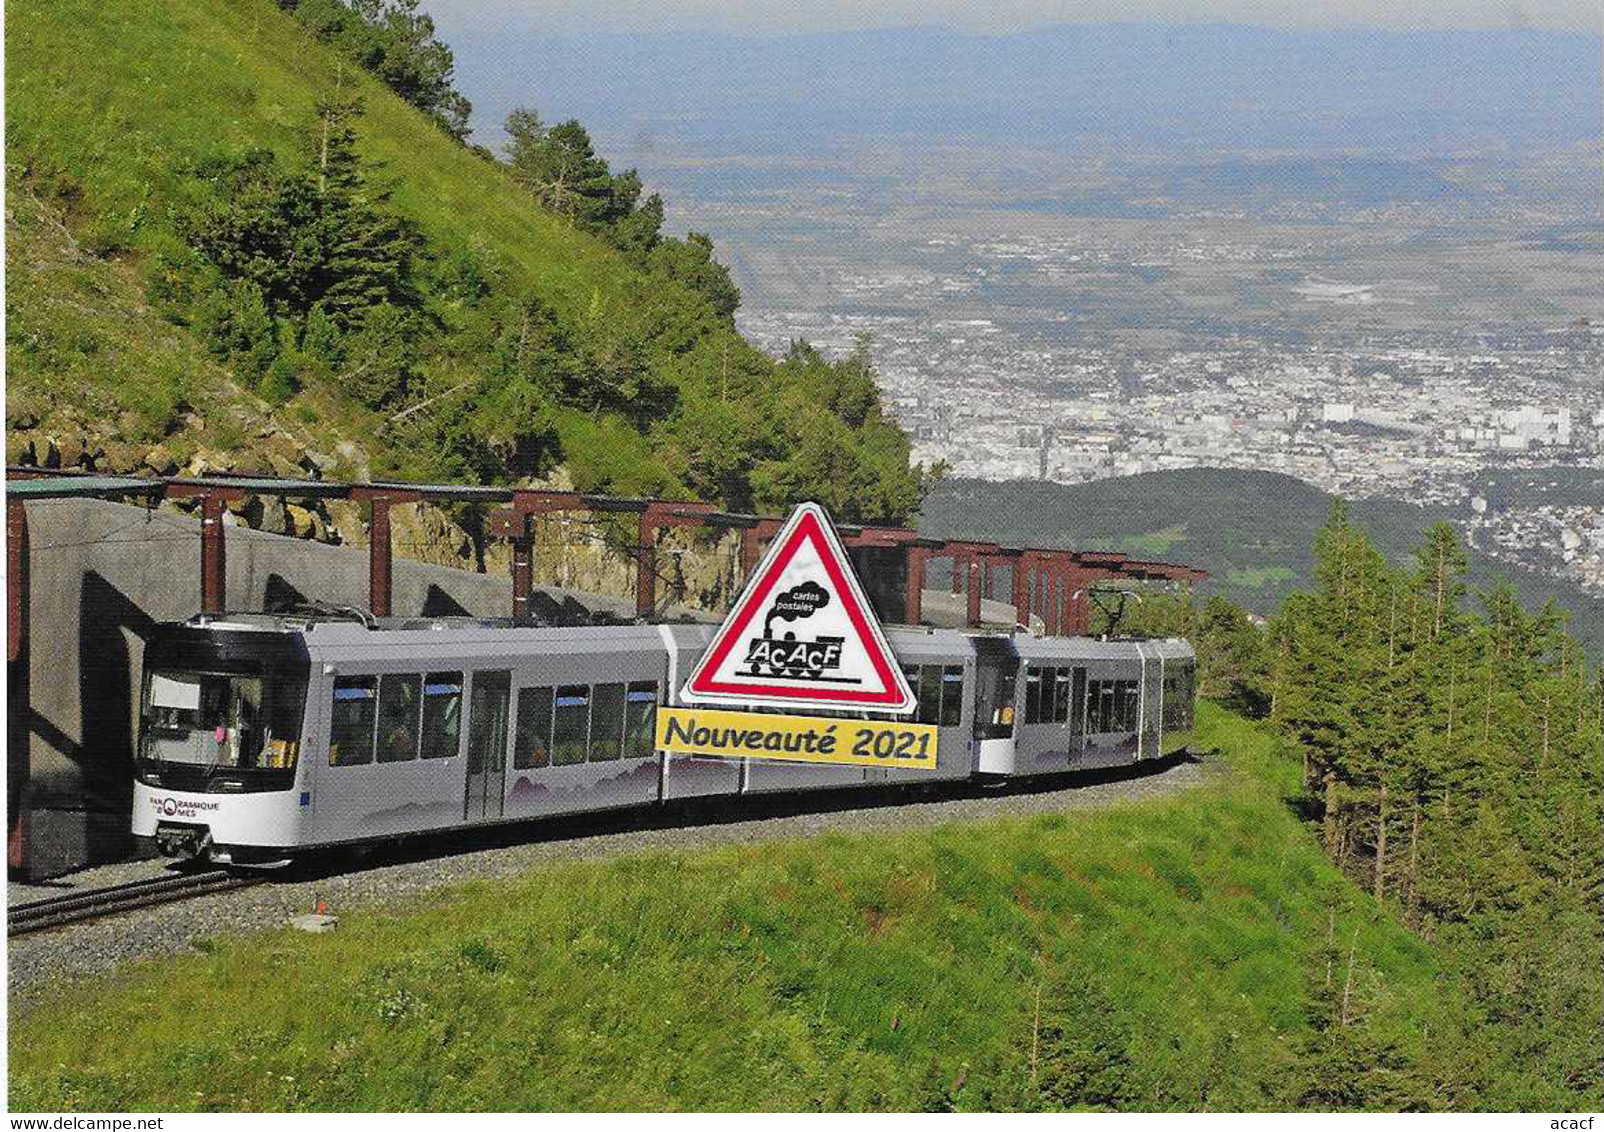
(421, 0), (1601, 35)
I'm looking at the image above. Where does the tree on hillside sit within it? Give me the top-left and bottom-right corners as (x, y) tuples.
(607, 170), (666, 259)
(504, 112), (616, 225)
(282, 0), (472, 139)
(1271, 509), (1603, 1107)
(502, 109), (666, 254)
(176, 95), (421, 332)
(649, 233), (741, 324)
(304, 91), (424, 322)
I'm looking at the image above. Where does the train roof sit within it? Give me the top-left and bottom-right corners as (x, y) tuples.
(161, 613), (1193, 666)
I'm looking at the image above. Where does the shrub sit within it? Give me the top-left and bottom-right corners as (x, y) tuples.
(194, 278), (280, 380)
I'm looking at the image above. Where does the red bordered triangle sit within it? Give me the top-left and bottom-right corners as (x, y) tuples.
(681, 502), (915, 712)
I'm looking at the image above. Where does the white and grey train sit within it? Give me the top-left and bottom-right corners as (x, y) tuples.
(132, 612), (1197, 863)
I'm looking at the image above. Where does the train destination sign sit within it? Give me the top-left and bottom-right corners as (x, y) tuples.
(681, 502), (917, 712)
(656, 706), (938, 770)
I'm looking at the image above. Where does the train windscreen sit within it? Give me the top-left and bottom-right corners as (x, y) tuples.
(139, 670), (306, 777)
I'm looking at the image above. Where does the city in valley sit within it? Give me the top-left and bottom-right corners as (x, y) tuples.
(710, 202), (1603, 598)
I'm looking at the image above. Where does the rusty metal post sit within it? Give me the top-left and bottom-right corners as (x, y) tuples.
(905, 545), (927, 626)
(368, 496), (394, 618)
(635, 511), (656, 619)
(966, 559), (982, 628)
(741, 527), (763, 582)
(510, 515), (534, 620)
(1012, 555), (1031, 628)
(200, 492), (227, 614)
(1063, 569), (1094, 636)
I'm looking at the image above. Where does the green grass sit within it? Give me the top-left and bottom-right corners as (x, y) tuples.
(3, 178), (232, 446)
(1225, 566), (1298, 589)
(8, 706), (1461, 1112)
(1085, 526), (1191, 558)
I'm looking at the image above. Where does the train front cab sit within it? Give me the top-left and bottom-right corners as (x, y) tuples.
(132, 622), (315, 862)
(971, 635), (1022, 774)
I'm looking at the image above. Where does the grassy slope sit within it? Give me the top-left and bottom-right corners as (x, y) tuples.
(5, 0), (626, 314)
(4, 179), (242, 447)
(9, 706), (1463, 1112)
(4, 0), (699, 486)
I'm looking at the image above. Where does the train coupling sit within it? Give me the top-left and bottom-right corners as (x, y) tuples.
(155, 822), (213, 860)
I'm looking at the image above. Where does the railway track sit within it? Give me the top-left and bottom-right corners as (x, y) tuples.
(8, 869), (264, 937)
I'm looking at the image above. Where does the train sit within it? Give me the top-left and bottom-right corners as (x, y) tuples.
(131, 611), (1197, 864)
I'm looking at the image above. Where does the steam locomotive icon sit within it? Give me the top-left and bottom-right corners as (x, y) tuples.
(741, 581), (848, 680)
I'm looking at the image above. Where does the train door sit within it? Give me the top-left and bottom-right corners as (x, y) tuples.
(1080, 659), (1142, 770)
(1069, 666), (1087, 767)
(465, 670), (511, 821)
(1139, 644), (1164, 760)
(972, 641), (1020, 774)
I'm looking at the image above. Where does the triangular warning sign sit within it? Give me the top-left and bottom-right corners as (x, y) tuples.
(682, 502), (915, 713)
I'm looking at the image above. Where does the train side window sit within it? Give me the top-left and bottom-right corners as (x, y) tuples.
(624, 682), (658, 759)
(1163, 662), (1195, 731)
(513, 686), (553, 769)
(421, 672), (463, 758)
(1088, 679), (1112, 733)
(329, 677), (376, 766)
(917, 665), (942, 725)
(901, 665), (922, 717)
(590, 683), (625, 762)
(1024, 667), (1043, 724)
(552, 685), (590, 766)
(376, 674), (422, 763)
(940, 665), (964, 726)
(1119, 679), (1140, 732)
(1053, 668), (1074, 724)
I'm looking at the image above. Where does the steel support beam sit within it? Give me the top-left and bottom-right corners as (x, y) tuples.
(1062, 569), (1093, 636)
(739, 518), (782, 586)
(905, 545), (927, 626)
(949, 550), (966, 594)
(199, 494), (227, 614)
(163, 484), (246, 616)
(635, 511), (657, 619)
(510, 513), (535, 615)
(352, 488), (420, 619)
(1012, 554), (1032, 628)
(368, 499), (393, 619)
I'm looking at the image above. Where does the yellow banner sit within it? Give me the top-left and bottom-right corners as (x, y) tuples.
(656, 706), (939, 770)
